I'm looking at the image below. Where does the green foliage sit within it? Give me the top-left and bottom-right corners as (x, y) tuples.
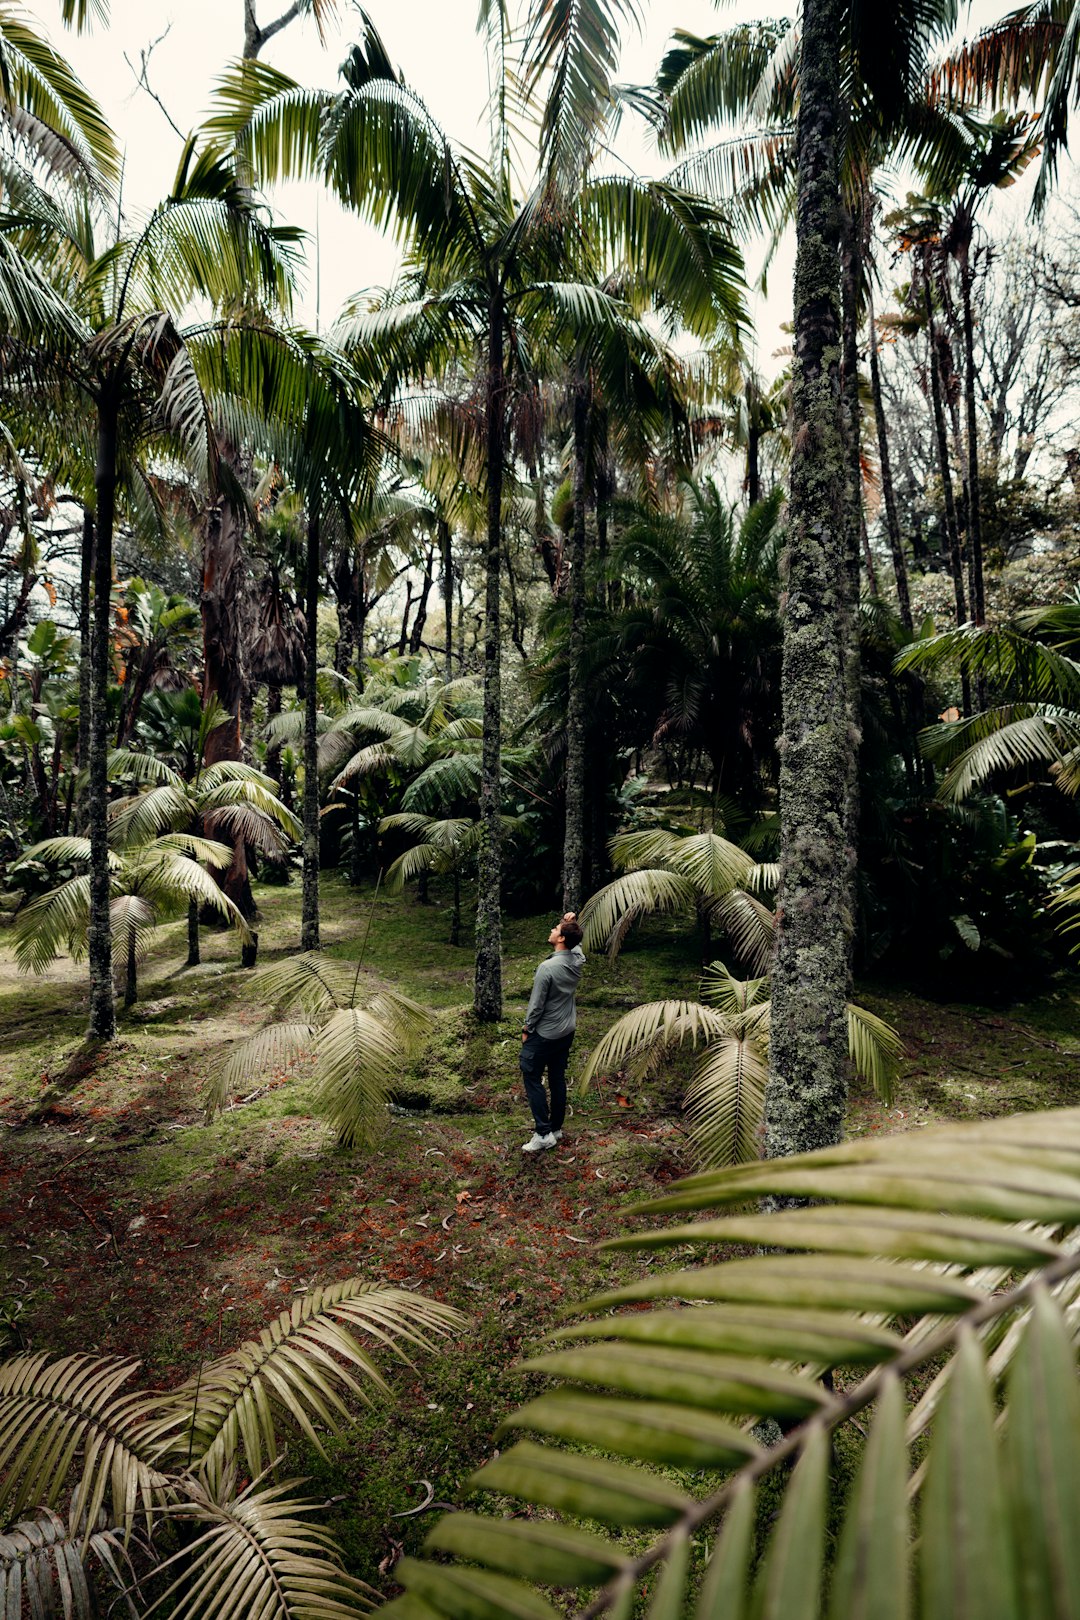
(392, 1106), (1080, 1618)
(582, 958), (901, 1166)
(209, 951), (433, 1146)
(0, 1281), (461, 1620)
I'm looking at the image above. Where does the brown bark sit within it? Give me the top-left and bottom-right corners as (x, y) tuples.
(88, 392), (118, 1041)
(301, 500), (321, 952)
(561, 365), (589, 914)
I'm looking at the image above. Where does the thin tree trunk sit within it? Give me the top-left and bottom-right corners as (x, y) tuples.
(408, 544), (434, 655)
(301, 499), (321, 952)
(265, 684), (283, 787)
(763, 0), (850, 1162)
(349, 790), (362, 886)
(958, 240), (985, 625)
(474, 288), (505, 1022)
(925, 281), (968, 627)
(77, 507), (94, 825)
(867, 280), (913, 629)
(450, 865), (461, 946)
(747, 424), (761, 507)
(88, 394), (117, 1042)
(439, 517), (453, 680)
(396, 579), (413, 658)
(124, 926), (138, 1008)
(187, 896), (200, 967)
(562, 365), (589, 914)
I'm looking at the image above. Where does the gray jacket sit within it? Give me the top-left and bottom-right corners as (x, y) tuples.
(524, 945), (586, 1039)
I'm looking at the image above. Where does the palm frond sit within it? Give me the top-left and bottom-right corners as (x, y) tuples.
(700, 961), (770, 1016)
(580, 999), (729, 1089)
(314, 1000), (431, 1147)
(683, 1033), (768, 1165)
(152, 1282), (461, 1487)
(110, 893), (157, 971)
(0, 1506), (140, 1620)
(12, 872), (93, 972)
(921, 706), (1080, 802)
(244, 952), (359, 1016)
(847, 1002), (904, 1105)
(206, 1022), (314, 1118)
(708, 886), (777, 975)
(0, 1354), (166, 1537)
(147, 1474), (378, 1620)
(579, 870), (698, 956)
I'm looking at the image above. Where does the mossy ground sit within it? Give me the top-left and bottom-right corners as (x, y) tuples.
(1, 872), (1078, 1595)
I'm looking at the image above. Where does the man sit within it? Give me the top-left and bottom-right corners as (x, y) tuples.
(520, 911), (585, 1153)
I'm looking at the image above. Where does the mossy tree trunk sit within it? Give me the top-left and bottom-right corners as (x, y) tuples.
(474, 284), (504, 1022)
(77, 506), (94, 823)
(187, 896), (200, 967)
(88, 389), (117, 1042)
(124, 925), (138, 1009)
(301, 498), (321, 953)
(867, 279), (913, 630)
(561, 363), (590, 915)
(956, 231), (985, 626)
(763, 0), (851, 1162)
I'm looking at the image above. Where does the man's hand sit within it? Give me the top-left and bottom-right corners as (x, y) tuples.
(521, 1031), (528, 1043)
(562, 911), (577, 923)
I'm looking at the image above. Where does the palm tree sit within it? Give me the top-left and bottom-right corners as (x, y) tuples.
(582, 957), (901, 1165)
(11, 828), (251, 1008)
(209, 5), (745, 1023)
(107, 692), (300, 967)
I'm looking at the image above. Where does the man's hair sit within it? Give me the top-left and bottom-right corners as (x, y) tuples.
(560, 919), (583, 949)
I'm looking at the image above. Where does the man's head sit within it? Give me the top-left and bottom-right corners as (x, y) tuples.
(550, 917), (583, 950)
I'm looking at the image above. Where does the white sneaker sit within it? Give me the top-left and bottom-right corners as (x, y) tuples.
(522, 1132), (557, 1153)
(552, 1130), (563, 1141)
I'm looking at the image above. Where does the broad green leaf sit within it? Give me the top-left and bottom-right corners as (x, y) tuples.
(398, 1556), (560, 1620)
(471, 1441), (689, 1526)
(646, 1528), (691, 1620)
(552, 1305), (901, 1367)
(1005, 1288), (1080, 1620)
(579, 1256), (982, 1316)
(520, 1344), (828, 1420)
(504, 1389), (762, 1468)
(828, 1373), (909, 1620)
(920, 1328), (1020, 1620)
(697, 1481), (754, 1620)
(425, 1513), (628, 1588)
(605, 1207), (1062, 1268)
(751, 1423), (828, 1620)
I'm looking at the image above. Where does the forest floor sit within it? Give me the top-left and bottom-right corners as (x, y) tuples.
(1, 873), (1079, 1588)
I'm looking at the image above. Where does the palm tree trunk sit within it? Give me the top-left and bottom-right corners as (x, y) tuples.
(958, 239), (985, 625)
(867, 280), (913, 629)
(747, 424), (761, 507)
(451, 865), (461, 946)
(925, 281), (968, 627)
(439, 517), (453, 679)
(88, 394), (117, 1041)
(474, 287), (505, 1022)
(77, 507), (94, 824)
(763, 0), (850, 1162)
(562, 364), (589, 914)
(301, 498), (321, 952)
(187, 896), (200, 967)
(349, 791), (362, 886)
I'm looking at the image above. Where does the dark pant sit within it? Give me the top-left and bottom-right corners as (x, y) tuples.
(520, 1030), (574, 1135)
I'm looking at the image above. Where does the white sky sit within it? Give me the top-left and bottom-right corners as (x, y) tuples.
(33, 0), (1046, 377)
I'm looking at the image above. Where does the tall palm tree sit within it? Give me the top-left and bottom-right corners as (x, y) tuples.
(210, 5), (743, 1021)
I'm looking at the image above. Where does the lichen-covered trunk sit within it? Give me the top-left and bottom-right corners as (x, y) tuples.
(88, 394), (117, 1042)
(301, 500), (321, 953)
(867, 281), (913, 630)
(474, 289), (504, 1023)
(202, 456), (256, 922)
(439, 517), (453, 680)
(408, 544), (435, 655)
(561, 366), (589, 915)
(763, 0), (850, 1161)
(958, 240), (985, 626)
